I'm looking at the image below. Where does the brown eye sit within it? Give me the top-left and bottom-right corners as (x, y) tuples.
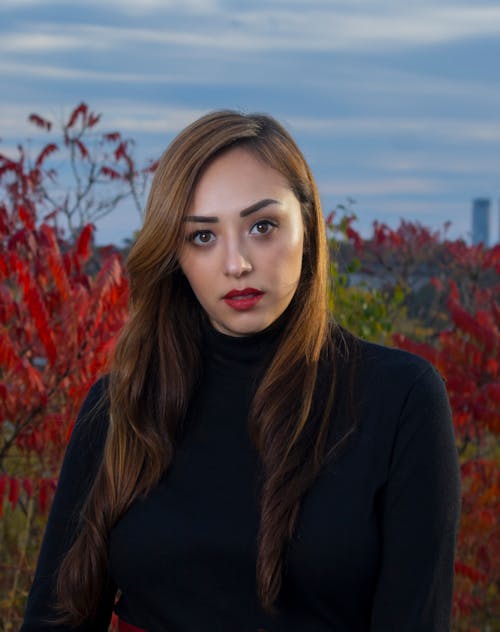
(250, 220), (276, 235)
(189, 230), (215, 246)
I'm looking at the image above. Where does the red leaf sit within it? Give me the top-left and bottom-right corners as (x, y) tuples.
(455, 560), (488, 583)
(66, 102), (88, 129)
(88, 113), (101, 128)
(75, 224), (94, 263)
(143, 159), (159, 174)
(100, 166), (121, 180)
(345, 225), (363, 250)
(18, 204), (35, 230)
(28, 113), (52, 131)
(0, 330), (21, 370)
(0, 254), (9, 279)
(22, 478), (34, 499)
(9, 477), (19, 510)
(104, 132), (121, 142)
(115, 141), (127, 161)
(75, 139), (89, 159)
(47, 250), (71, 301)
(24, 283), (58, 366)
(448, 300), (494, 352)
(448, 279), (460, 301)
(35, 143), (58, 168)
(486, 358), (499, 377)
(24, 363), (48, 404)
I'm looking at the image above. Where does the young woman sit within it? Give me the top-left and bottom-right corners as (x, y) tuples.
(22, 111), (461, 631)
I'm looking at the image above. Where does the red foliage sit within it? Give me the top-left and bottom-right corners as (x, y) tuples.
(0, 167), (129, 514)
(75, 224), (94, 266)
(0, 102), (162, 626)
(66, 102), (88, 130)
(104, 132), (121, 142)
(28, 114), (52, 131)
(75, 139), (89, 159)
(35, 143), (58, 168)
(18, 204), (35, 230)
(393, 242), (500, 624)
(371, 219), (444, 251)
(8, 477), (19, 510)
(100, 166), (122, 181)
(87, 113), (101, 128)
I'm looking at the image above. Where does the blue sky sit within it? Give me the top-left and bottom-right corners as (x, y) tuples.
(1, 0), (499, 246)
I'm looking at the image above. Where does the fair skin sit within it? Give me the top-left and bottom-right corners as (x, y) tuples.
(179, 147), (304, 337)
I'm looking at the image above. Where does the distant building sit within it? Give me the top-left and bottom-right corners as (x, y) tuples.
(472, 198), (490, 245)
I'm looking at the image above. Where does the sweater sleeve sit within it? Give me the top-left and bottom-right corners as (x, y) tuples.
(21, 378), (117, 632)
(370, 365), (461, 632)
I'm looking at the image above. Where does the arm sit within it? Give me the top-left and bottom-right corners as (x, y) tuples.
(370, 366), (461, 632)
(21, 378), (117, 631)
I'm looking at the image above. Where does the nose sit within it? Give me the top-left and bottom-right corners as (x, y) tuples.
(223, 240), (253, 278)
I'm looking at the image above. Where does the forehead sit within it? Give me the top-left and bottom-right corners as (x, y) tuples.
(189, 147), (292, 215)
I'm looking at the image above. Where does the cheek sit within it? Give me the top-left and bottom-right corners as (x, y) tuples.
(286, 228), (304, 270)
(270, 235), (304, 285)
(179, 254), (207, 295)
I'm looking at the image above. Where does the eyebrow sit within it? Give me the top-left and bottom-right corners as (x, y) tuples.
(183, 198), (281, 223)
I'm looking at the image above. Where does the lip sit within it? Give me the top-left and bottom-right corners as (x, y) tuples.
(223, 288), (265, 311)
(223, 287), (263, 299)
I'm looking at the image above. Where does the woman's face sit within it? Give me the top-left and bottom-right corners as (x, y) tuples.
(179, 147), (304, 337)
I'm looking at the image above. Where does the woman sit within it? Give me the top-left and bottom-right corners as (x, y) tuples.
(22, 111), (461, 631)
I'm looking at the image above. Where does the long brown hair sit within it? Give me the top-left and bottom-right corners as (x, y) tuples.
(56, 110), (356, 622)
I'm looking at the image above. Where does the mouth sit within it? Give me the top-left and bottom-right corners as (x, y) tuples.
(223, 287), (264, 300)
(223, 288), (265, 311)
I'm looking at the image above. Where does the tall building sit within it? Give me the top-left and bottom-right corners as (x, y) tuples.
(472, 198), (490, 246)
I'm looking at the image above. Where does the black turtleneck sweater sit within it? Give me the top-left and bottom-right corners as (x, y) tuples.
(21, 322), (461, 632)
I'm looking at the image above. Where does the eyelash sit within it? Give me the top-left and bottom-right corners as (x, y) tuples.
(186, 219), (278, 246)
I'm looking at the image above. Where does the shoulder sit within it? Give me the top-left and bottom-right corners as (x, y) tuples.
(333, 333), (451, 437)
(361, 338), (449, 412)
(326, 335), (456, 489)
(329, 327), (443, 396)
(355, 337), (441, 391)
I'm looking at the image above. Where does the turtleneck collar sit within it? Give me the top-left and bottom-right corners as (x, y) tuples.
(200, 311), (288, 379)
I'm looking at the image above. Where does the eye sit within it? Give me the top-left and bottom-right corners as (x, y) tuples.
(250, 220), (277, 236)
(188, 230), (215, 246)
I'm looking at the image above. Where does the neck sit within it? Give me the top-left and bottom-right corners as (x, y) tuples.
(200, 313), (288, 379)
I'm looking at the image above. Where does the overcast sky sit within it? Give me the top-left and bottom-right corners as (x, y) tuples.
(1, 0), (499, 245)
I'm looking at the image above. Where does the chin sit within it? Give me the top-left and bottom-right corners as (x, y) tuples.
(213, 318), (270, 337)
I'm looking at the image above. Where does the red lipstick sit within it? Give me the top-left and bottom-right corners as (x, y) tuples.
(223, 287), (264, 311)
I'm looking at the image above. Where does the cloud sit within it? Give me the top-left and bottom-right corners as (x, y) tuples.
(361, 151), (500, 175)
(2, 96), (498, 156)
(319, 176), (442, 197)
(0, 33), (85, 52)
(0, 60), (200, 84)
(99, 103), (208, 133)
(3, 4), (500, 58)
(0, 104), (50, 139)
(0, 0), (218, 13)
(288, 116), (500, 143)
